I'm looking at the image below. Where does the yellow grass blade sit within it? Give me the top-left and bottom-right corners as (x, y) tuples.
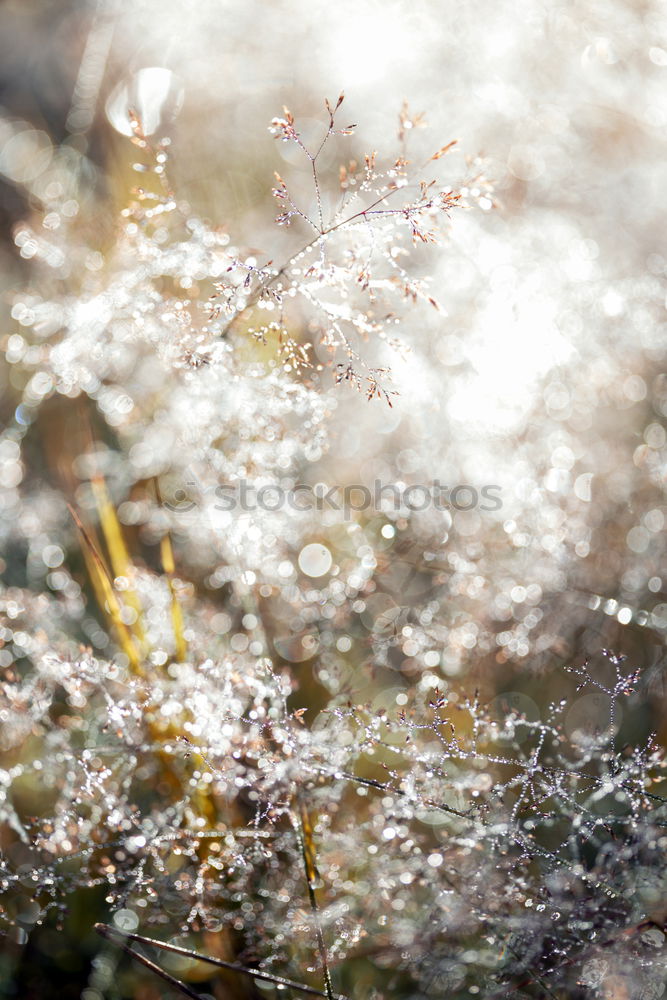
(299, 800), (320, 886)
(68, 504), (143, 676)
(154, 479), (187, 662)
(89, 472), (147, 648)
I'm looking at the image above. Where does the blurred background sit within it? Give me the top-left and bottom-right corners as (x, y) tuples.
(1, 0), (667, 996)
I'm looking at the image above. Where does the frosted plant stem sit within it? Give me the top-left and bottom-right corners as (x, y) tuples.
(95, 924), (350, 999)
(293, 800), (335, 1000)
(94, 923), (207, 1000)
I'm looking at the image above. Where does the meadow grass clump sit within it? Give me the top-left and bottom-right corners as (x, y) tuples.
(1, 97), (666, 1000)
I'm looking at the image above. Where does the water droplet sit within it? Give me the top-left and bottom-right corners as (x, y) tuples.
(298, 543), (332, 577)
(106, 68), (184, 137)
